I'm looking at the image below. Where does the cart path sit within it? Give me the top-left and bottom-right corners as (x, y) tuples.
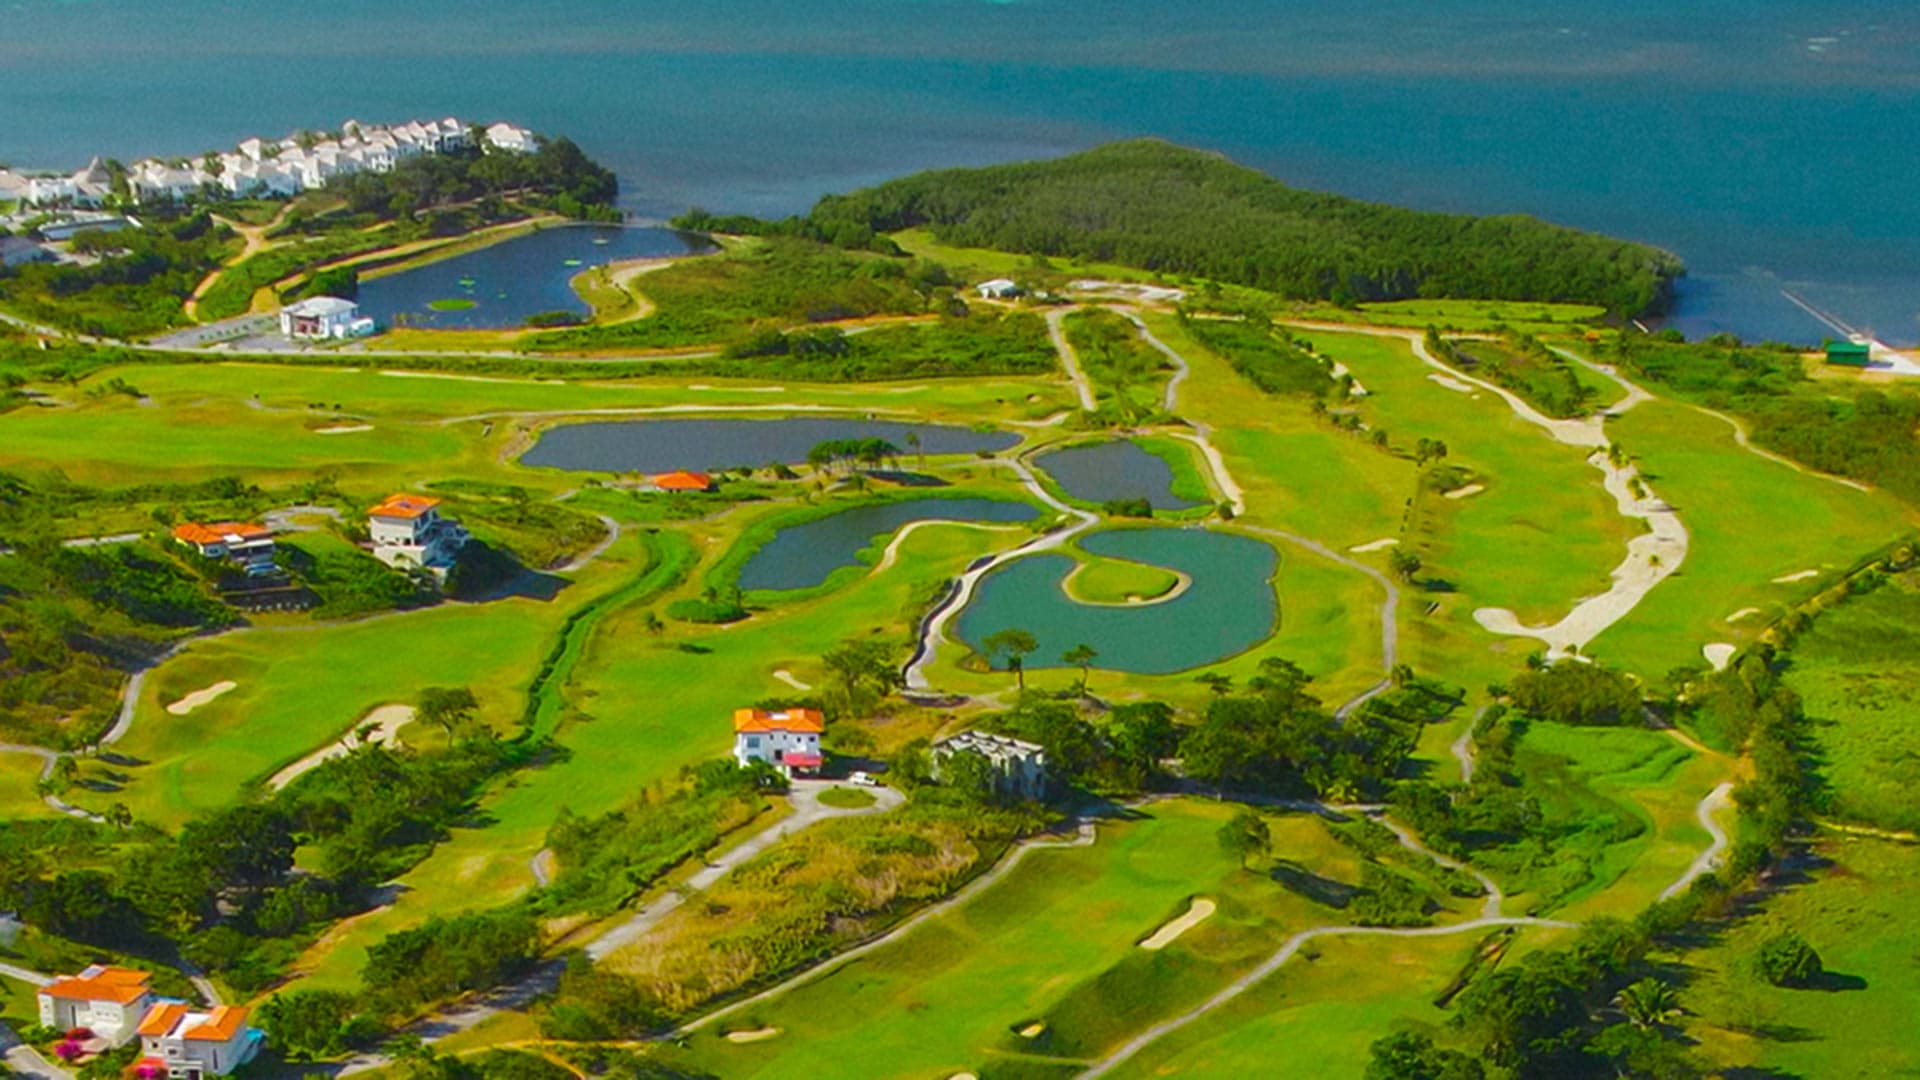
(1045, 307), (1099, 411)
(1236, 526), (1399, 720)
(551, 515), (621, 573)
(1660, 781), (1735, 900)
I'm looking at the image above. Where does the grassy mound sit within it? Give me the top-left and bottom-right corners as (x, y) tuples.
(429, 297), (477, 312)
(1066, 555), (1182, 605)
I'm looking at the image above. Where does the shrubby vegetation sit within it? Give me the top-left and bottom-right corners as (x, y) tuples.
(686, 310), (1055, 382)
(1183, 314), (1333, 398)
(0, 210), (236, 336)
(800, 140), (1682, 314)
(1428, 327), (1596, 418)
(1064, 307), (1169, 424)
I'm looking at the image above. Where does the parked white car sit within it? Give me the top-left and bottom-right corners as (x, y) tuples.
(848, 771), (883, 787)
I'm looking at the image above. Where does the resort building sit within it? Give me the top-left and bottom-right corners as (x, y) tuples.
(650, 470), (715, 493)
(171, 521), (277, 576)
(932, 731), (1049, 799)
(368, 493), (469, 573)
(36, 965), (156, 1047)
(974, 278), (1022, 300)
(134, 1003), (263, 1078)
(1825, 340), (1872, 367)
(279, 296), (375, 340)
(733, 708), (825, 777)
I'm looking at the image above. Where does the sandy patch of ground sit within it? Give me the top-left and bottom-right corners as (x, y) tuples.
(947, 1074), (979, 1080)
(1349, 537), (1399, 553)
(1726, 607), (1760, 623)
(1702, 643), (1736, 671)
(1427, 372), (1477, 394)
(772, 669), (811, 691)
(1140, 897), (1216, 950)
(1772, 568), (1821, 584)
(315, 424), (373, 435)
(268, 704), (415, 790)
(166, 680), (237, 716)
(1443, 483), (1486, 500)
(724, 1027), (781, 1044)
(1019, 1023), (1047, 1039)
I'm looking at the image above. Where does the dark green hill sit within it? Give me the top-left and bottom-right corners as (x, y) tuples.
(806, 140), (1682, 316)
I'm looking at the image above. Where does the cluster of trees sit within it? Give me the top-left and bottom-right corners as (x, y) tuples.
(329, 137), (618, 221)
(703, 312), (1056, 382)
(805, 437), (901, 472)
(1063, 307), (1167, 425)
(1426, 327), (1596, 419)
(800, 140), (1682, 315)
(1506, 661), (1644, 726)
(0, 209), (235, 336)
(1183, 314), (1333, 398)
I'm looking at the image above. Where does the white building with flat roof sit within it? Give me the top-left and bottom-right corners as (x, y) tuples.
(280, 296), (373, 340)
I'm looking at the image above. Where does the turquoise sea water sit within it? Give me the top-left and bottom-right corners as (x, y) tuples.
(3, 1), (1915, 343)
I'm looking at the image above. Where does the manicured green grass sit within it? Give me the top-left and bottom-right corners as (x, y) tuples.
(1678, 836), (1920, 1078)
(814, 786), (877, 810)
(0, 753), (52, 820)
(667, 800), (1380, 1080)
(428, 297), (477, 312)
(1131, 433), (1217, 506)
(1588, 398), (1915, 677)
(1064, 555), (1182, 605)
(1780, 573), (1920, 832)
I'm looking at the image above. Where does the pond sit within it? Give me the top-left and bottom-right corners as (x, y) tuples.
(955, 528), (1277, 674)
(1034, 439), (1203, 510)
(354, 224), (713, 329)
(521, 417), (1020, 474)
(739, 497), (1038, 592)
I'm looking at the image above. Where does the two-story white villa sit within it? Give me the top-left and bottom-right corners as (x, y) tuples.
(36, 965), (155, 1047)
(368, 493), (469, 574)
(933, 731), (1049, 799)
(733, 708), (825, 777)
(134, 1003), (263, 1078)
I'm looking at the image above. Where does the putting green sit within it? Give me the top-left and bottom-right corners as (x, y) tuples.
(1063, 555), (1184, 605)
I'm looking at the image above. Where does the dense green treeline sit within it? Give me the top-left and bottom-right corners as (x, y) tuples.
(800, 140), (1682, 315)
(0, 210), (237, 337)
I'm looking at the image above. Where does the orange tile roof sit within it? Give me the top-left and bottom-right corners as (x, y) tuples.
(136, 1002), (187, 1037)
(369, 493), (442, 519)
(41, 966), (152, 1005)
(652, 470), (714, 492)
(183, 1004), (249, 1042)
(733, 707), (825, 734)
(171, 521), (271, 546)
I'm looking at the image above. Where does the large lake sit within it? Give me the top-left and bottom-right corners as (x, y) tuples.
(354, 225), (711, 329)
(521, 417), (1019, 474)
(6, 2), (1917, 344)
(738, 497), (1037, 593)
(955, 528), (1278, 674)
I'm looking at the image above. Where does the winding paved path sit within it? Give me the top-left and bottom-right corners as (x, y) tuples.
(1044, 307), (1099, 411)
(1660, 781), (1735, 900)
(1237, 526), (1399, 720)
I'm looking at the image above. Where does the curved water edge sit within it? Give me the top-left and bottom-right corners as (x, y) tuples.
(954, 527), (1279, 676)
(1034, 438), (1204, 511)
(737, 497), (1039, 593)
(521, 416), (1020, 474)
(355, 223), (714, 329)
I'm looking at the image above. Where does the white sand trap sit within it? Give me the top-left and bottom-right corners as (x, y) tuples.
(1772, 568), (1820, 584)
(1725, 607), (1760, 623)
(1443, 483), (1486, 500)
(268, 704), (415, 790)
(1140, 898), (1216, 950)
(948, 1074), (979, 1080)
(1703, 643), (1737, 671)
(1350, 537), (1399, 553)
(1018, 1023), (1046, 1039)
(166, 680), (237, 716)
(1427, 372), (1477, 394)
(725, 1027), (781, 1044)
(315, 424), (372, 435)
(772, 669), (812, 691)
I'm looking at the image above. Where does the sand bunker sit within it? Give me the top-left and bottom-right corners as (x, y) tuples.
(268, 704), (415, 790)
(725, 1027), (781, 1044)
(1349, 537), (1399, 553)
(1703, 643), (1736, 671)
(772, 669), (812, 691)
(1443, 483), (1486, 500)
(1018, 1023), (1047, 1039)
(947, 1074), (979, 1080)
(1772, 568), (1821, 584)
(1725, 607), (1760, 623)
(1140, 897), (1216, 950)
(315, 424), (372, 435)
(1427, 372), (1477, 394)
(166, 680), (237, 716)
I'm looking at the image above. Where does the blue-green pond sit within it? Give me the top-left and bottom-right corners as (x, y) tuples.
(1034, 439), (1202, 510)
(739, 497), (1037, 593)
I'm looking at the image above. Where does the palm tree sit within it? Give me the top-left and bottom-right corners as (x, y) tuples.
(1062, 643), (1098, 694)
(983, 629), (1039, 690)
(1613, 977), (1682, 1029)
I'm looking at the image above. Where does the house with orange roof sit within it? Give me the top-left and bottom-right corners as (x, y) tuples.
(650, 469), (715, 493)
(134, 1002), (263, 1078)
(733, 707), (825, 777)
(367, 493), (469, 575)
(36, 965), (155, 1046)
(171, 521), (277, 577)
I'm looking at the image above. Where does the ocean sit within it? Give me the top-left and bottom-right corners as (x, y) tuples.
(3, 0), (1916, 343)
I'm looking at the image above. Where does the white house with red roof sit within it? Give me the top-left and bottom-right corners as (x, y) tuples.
(368, 493), (469, 574)
(733, 707), (824, 777)
(171, 521), (277, 576)
(36, 965), (155, 1047)
(135, 1003), (262, 1078)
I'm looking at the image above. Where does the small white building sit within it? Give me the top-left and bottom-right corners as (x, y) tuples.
(280, 296), (373, 340)
(733, 708), (824, 777)
(135, 1003), (263, 1078)
(36, 965), (156, 1047)
(933, 731), (1049, 799)
(172, 521), (277, 576)
(368, 493), (469, 573)
(484, 122), (538, 153)
(974, 278), (1022, 300)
